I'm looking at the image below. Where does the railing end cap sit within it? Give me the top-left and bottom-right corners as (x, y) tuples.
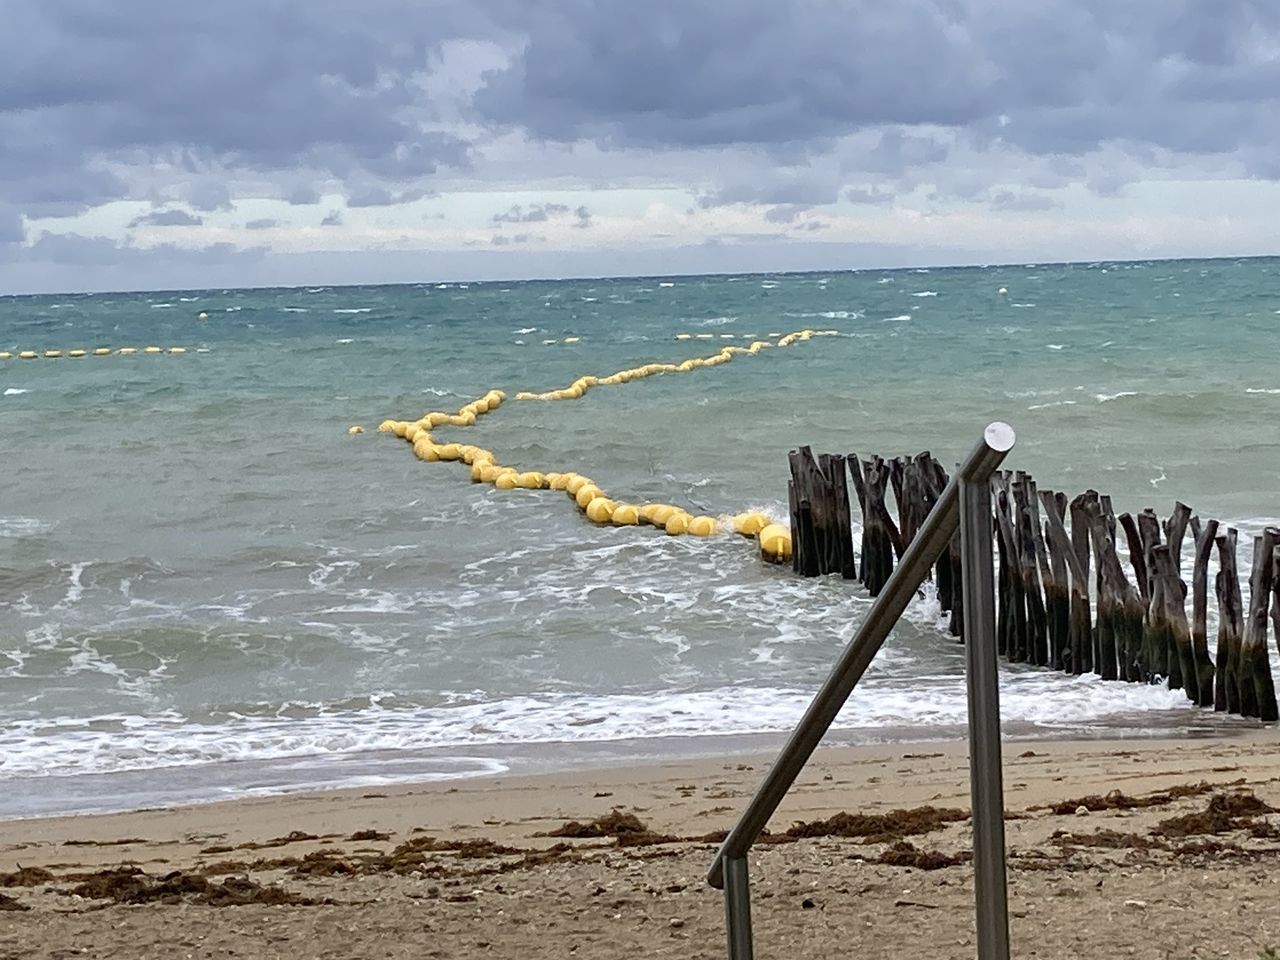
(984, 421), (1016, 454)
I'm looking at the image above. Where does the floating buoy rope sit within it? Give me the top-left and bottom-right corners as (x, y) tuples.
(372, 330), (825, 564)
(1, 346), (193, 359)
(515, 328), (836, 402)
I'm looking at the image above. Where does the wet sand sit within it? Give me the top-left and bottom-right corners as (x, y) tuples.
(3, 731), (1280, 958)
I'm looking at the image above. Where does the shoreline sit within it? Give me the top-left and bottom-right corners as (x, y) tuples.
(5, 730), (1280, 958)
(0, 712), (1257, 821)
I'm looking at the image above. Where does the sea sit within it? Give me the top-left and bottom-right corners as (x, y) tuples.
(2, 257), (1278, 818)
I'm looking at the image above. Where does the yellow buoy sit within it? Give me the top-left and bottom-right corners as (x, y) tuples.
(45, 350), (62, 358)
(516, 472), (546, 490)
(563, 336), (581, 344)
(118, 347), (137, 355)
(197, 311), (209, 319)
(93, 347), (112, 355)
(68, 349), (86, 358)
(585, 497), (616, 523)
(143, 346), (162, 354)
(565, 475), (594, 496)
(494, 472), (519, 490)
(575, 484), (603, 509)
(545, 472), (563, 487)
(687, 516), (717, 537)
(404, 423), (423, 442)
(348, 425), (364, 435)
(646, 504), (678, 526)
(377, 420), (397, 433)
(611, 504), (640, 526)
(675, 333), (692, 340)
(478, 463), (507, 483)
(168, 347), (186, 354)
(549, 473), (575, 492)
(758, 523), (793, 562)
(390, 421), (409, 438)
(19, 351), (37, 359)
(664, 513), (691, 536)
(0, 352), (10, 360)
(413, 437), (438, 461)
(436, 443), (463, 461)
(733, 513), (771, 537)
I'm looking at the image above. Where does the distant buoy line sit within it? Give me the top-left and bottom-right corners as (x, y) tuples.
(367, 329), (833, 564)
(516, 328), (835, 402)
(0, 346), (191, 360)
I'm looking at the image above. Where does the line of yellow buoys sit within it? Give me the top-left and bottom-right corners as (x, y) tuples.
(0, 347), (190, 360)
(515, 328), (835, 403)
(368, 330), (832, 563)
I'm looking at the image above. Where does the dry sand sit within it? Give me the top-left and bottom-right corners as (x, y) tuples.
(4, 731), (1280, 959)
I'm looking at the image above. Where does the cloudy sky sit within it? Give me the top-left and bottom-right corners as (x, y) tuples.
(1, 1), (1277, 293)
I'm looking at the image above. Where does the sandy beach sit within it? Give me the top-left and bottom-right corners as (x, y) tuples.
(4, 731), (1280, 958)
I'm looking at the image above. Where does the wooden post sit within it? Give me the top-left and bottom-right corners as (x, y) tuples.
(1151, 545), (1198, 703)
(787, 448), (821, 577)
(1083, 499), (1119, 681)
(1241, 528), (1280, 721)
(1068, 495), (1095, 675)
(849, 455), (902, 596)
(818, 453), (857, 580)
(1136, 509), (1176, 683)
(1118, 513), (1150, 607)
(1043, 495), (1089, 677)
(1214, 530), (1243, 714)
(1013, 475), (1049, 667)
(994, 476), (1026, 662)
(1085, 502), (1145, 684)
(1272, 544), (1280, 664)
(1189, 518), (1218, 708)
(1039, 491), (1070, 671)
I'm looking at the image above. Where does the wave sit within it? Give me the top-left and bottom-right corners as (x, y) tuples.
(912, 291), (938, 297)
(1095, 391), (1139, 403)
(3, 388), (29, 396)
(333, 308), (373, 314)
(0, 674), (1194, 782)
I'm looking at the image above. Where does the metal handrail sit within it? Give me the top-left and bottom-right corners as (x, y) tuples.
(707, 422), (1016, 960)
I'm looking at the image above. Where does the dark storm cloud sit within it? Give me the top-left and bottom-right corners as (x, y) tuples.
(492, 203), (570, 224)
(475, 0), (1280, 173)
(128, 209), (204, 228)
(0, 207), (25, 244)
(845, 187), (896, 205)
(321, 210), (344, 227)
(1, 0), (490, 220)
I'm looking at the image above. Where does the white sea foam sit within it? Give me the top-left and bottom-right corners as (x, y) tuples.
(335, 338), (354, 344)
(1027, 400), (1079, 410)
(1047, 344), (1066, 350)
(883, 314), (911, 322)
(659, 282), (675, 288)
(692, 315), (738, 326)
(1095, 391), (1138, 403)
(514, 327), (538, 334)
(334, 308), (373, 314)
(3, 388), (29, 396)
(0, 675), (1196, 781)
(912, 291), (938, 297)
(282, 307), (309, 313)
(1245, 388), (1280, 394)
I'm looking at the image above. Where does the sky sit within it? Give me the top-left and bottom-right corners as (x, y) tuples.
(1, 1), (1278, 293)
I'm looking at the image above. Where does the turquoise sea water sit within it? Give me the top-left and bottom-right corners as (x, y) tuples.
(2, 258), (1278, 816)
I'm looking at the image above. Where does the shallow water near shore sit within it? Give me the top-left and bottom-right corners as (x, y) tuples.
(2, 257), (1279, 817)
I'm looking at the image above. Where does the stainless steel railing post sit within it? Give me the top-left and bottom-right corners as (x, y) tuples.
(960, 424), (1014, 960)
(722, 857), (754, 960)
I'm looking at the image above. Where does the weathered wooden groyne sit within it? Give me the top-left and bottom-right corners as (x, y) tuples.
(788, 446), (1280, 721)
